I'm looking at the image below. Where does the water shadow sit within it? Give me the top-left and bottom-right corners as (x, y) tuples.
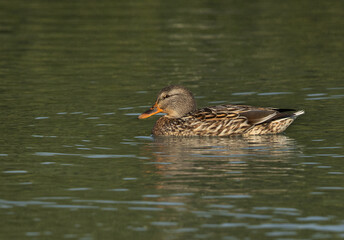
(140, 135), (302, 192)
(146, 134), (300, 160)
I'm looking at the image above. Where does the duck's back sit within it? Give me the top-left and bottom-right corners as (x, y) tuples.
(152, 105), (304, 136)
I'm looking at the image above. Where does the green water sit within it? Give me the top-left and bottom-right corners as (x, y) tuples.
(1, 0), (344, 239)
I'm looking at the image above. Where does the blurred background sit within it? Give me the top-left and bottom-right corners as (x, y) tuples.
(1, 0), (344, 239)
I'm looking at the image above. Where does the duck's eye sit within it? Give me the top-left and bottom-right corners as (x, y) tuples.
(163, 94), (171, 99)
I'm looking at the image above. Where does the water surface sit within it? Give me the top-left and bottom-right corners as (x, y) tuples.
(1, 0), (344, 239)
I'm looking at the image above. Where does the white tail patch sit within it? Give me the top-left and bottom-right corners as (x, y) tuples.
(293, 110), (305, 117)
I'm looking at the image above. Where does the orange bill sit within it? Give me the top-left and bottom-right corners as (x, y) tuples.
(138, 103), (163, 119)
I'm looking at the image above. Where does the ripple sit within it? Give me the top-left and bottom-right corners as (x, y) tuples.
(314, 154), (337, 157)
(208, 100), (226, 104)
(127, 226), (147, 231)
(43, 204), (98, 209)
(208, 204), (234, 209)
(0, 199), (55, 206)
(232, 92), (256, 96)
(253, 207), (300, 216)
(202, 223), (247, 228)
(34, 152), (79, 157)
(316, 187), (344, 190)
(93, 147), (112, 150)
(123, 177), (137, 181)
(32, 135), (57, 138)
(212, 211), (271, 219)
(34, 152), (138, 159)
(301, 162), (319, 165)
(249, 223), (344, 232)
(120, 141), (140, 146)
(67, 188), (91, 191)
(108, 189), (129, 192)
(306, 97), (332, 100)
(170, 193), (194, 197)
(101, 207), (118, 211)
(228, 161), (246, 164)
(26, 232), (41, 237)
(3, 170), (28, 174)
(145, 162), (172, 165)
(307, 93), (327, 97)
(327, 87), (344, 90)
(125, 113), (141, 116)
(134, 136), (154, 140)
(202, 194), (251, 199)
(225, 171), (243, 174)
(142, 195), (161, 198)
(18, 182), (32, 185)
(257, 92), (293, 96)
(34, 197), (74, 200)
(35, 117), (49, 120)
(73, 199), (185, 206)
(331, 94), (344, 99)
(192, 153), (254, 158)
(128, 207), (163, 211)
(64, 234), (78, 238)
(297, 216), (331, 221)
(167, 228), (198, 233)
(85, 117), (100, 120)
(316, 146), (342, 149)
(265, 231), (297, 237)
(317, 166), (332, 168)
(192, 211), (213, 218)
(151, 221), (178, 226)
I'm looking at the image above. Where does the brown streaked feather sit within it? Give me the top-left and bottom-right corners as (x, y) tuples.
(151, 104), (303, 136)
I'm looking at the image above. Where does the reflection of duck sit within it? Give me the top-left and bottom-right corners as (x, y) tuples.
(151, 134), (299, 158)
(139, 85), (304, 136)
(141, 135), (301, 191)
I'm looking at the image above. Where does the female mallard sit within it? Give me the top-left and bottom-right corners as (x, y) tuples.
(139, 85), (304, 136)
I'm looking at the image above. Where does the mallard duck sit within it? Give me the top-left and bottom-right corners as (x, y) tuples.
(138, 85), (304, 136)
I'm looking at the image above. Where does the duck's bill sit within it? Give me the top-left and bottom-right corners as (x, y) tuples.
(138, 104), (163, 119)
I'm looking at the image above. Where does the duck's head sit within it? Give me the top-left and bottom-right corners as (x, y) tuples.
(138, 85), (197, 119)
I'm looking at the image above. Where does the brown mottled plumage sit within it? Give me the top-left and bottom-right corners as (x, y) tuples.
(138, 85), (304, 136)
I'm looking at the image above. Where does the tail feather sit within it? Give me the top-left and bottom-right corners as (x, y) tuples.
(293, 110), (305, 117)
(267, 109), (304, 122)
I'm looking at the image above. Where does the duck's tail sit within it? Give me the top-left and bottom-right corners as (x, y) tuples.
(293, 110), (305, 118)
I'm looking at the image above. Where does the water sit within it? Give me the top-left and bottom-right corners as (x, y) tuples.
(1, 0), (344, 239)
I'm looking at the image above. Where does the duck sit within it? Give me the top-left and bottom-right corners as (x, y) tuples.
(138, 85), (304, 136)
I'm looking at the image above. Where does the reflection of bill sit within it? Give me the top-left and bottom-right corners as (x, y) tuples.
(141, 135), (302, 191)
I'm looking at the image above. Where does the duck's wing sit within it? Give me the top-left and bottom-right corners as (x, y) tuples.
(188, 105), (273, 121)
(187, 105), (300, 125)
(179, 105), (302, 136)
